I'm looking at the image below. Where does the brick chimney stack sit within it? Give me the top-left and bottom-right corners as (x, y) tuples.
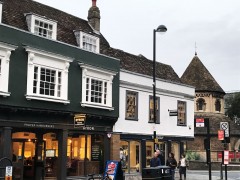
(88, 0), (100, 32)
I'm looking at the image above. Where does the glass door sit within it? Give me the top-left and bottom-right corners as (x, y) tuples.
(12, 140), (36, 180)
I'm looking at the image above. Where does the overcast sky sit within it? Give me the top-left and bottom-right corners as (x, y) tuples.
(34, 0), (240, 92)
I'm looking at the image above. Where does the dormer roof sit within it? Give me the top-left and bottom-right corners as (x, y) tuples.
(1, 0), (182, 84)
(181, 55), (225, 94)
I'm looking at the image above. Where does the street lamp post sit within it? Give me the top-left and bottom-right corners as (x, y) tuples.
(153, 25), (167, 150)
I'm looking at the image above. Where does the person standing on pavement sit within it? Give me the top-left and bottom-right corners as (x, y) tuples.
(166, 152), (177, 180)
(150, 152), (161, 167)
(156, 149), (165, 165)
(179, 154), (187, 180)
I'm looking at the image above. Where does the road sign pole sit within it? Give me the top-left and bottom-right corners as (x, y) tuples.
(224, 131), (228, 180)
(206, 118), (212, 180)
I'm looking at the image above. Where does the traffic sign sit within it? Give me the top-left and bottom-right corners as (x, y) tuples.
(220, 122), (229, 137)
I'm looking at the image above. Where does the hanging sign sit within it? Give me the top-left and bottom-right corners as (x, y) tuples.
(74, 114), (86, 128)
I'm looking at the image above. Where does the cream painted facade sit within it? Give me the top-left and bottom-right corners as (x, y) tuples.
(195, 92), (225, 114)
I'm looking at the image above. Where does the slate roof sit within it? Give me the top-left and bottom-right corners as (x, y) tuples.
(181, 55), (225, 93)
(1, 0), (182, 84)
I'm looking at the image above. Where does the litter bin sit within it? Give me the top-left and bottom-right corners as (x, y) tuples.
(142, 166), (172, 180)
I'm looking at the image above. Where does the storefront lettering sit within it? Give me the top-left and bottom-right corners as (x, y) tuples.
(24, 123), (54, 128)
(83, 126), (95, 130)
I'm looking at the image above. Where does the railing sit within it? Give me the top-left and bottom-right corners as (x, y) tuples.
(220, 163), (240, 180)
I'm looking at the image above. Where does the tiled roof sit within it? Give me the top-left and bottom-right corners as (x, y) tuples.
(181, 55), (225, 93)
(1, 0), (110, 48)
(1, 0), (182, 83)
(102, 47), (182, 83)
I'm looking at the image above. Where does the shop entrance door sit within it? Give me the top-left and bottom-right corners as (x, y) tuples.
(12, 140), (36, 180)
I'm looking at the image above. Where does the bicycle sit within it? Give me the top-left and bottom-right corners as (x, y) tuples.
(88, 171), (111, 180)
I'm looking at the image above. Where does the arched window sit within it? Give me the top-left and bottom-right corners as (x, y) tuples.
(215, 99), (221, 112)
(196, 98), (206, 111)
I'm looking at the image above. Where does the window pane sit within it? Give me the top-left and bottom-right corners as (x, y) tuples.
(177, 101), (186, 125)
(126, 91), (138, 120)
(149, 96), (160, 123)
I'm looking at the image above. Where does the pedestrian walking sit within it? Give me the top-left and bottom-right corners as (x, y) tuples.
(166, 152), (177, 180)
(178, 154), (188, 180)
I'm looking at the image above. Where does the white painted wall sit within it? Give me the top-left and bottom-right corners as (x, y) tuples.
(0, 2), (2, 23)
(114, 70), (195, 138)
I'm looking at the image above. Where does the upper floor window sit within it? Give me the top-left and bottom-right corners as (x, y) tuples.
(25, 46), (73, 103)
(149, 96), (160, 124)
(196, 98), (206, 111)
(25, 13), (57, 40)
(33, 67), (62, 97)
(215, 99), (221, 112)
(0, 42), (17, 97)
(125, 91), (138, 120)
(74, 31), (100, 53)
(80, 64), (116, 110)
(177, 101), (187, 126)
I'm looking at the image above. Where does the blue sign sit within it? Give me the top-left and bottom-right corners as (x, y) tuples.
(104, 160), (119, 180)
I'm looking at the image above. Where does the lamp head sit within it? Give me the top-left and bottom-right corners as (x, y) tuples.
(155, 25), (167, 34)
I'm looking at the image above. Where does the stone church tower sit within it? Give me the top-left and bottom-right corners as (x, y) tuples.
(181, 53), (240, 166)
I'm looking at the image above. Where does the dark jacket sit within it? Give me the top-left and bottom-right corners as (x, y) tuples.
(150, 157), (161, 167)
(166, 157), (177, 169)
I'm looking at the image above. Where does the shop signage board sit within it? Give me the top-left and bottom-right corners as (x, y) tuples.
(74, 114), (86, 128)
(195, 118), (205, 127)
(104, 160), (119, 180)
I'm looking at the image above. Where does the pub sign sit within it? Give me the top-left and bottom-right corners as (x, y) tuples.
(74, 114), (86, 128)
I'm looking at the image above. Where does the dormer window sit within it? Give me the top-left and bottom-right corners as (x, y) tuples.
(74, 31), (100, 53)
(25, 13), (57, 40)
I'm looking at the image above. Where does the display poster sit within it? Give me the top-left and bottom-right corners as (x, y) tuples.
(104, 160), (119, 180)
(91, 145), (100, 161)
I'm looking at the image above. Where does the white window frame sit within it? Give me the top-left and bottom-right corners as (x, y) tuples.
(0, 42), (17, 97)
(25, 46), (73, 104)
(25, 13), (57, 40)
(80, 63), (116, 110)
(74, 31), (100, 53)
(0, 2), (2, 23)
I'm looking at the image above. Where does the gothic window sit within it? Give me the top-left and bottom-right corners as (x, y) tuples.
(196, 98), (206, 111)
(215, 99), (221, 112)
(125, 91), (138, 120)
